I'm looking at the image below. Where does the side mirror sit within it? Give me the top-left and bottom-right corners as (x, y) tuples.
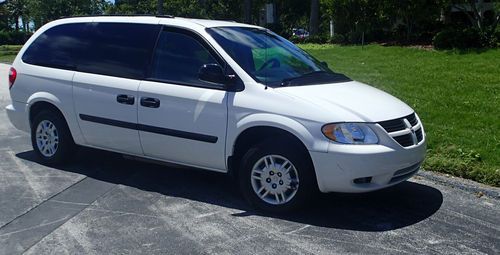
(320, 61), (329, 68)
(199, 64), (227, 85)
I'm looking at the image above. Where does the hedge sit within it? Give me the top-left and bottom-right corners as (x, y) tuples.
(0, 31), (32, 45)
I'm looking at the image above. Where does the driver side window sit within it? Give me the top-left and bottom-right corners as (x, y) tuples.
(150, 29), (220, 87)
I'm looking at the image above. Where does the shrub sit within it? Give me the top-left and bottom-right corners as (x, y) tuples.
(494, 26), (500, 47)
(0, 31), (32, 45)
(433, 28), (482, 49)
(288, 35), (304, 44)
(432, 26), (500, 50)
(346, 31), (365, 44)
(303, 34), (329, 44)
(328, 34), (345, 44)
(433, 29), (456, 49)
(482, 26), (500, 48)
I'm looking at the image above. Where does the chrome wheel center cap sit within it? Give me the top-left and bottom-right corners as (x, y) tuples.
(250, 155), (299, 205)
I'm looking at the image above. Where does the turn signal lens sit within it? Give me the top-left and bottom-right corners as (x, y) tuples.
(322, 123), (378, 144)
(8, 67), (17, 89)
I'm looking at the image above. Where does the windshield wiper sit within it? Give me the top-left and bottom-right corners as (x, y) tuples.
(280, 71), (328, 87)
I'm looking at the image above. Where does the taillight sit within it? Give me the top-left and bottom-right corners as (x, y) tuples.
(8, 67), (17, 89)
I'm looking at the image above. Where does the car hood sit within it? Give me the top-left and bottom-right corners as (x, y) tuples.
(276, 81), (414, 122)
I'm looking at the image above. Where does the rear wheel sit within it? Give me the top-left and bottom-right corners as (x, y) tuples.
(239, 139), (316, 212)
(31, 110), (75, 165)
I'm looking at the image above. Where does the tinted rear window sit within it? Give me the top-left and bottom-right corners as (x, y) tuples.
(23, 22), (160, 80)
(77, 23), (160, 79)
(22, 23), (88, 70)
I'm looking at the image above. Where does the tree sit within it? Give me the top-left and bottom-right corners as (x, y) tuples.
(243, 0), (251, 23)
(27, 0), (108, 28)
(5, 0), (26, 31)
(108, 0), (241, 20)
(382, 0), (442, 42)
(309, 0), (319, 35)
(0, 3), (10, 31)
(323, 0), (381, 42)
(258, 0), (309, 34)
(449, 0), (499, 34)
(158, 0), (164, 15)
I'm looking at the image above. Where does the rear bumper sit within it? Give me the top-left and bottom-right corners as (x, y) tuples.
(310, 140), (426, 193)
(5, 101), (30, 133)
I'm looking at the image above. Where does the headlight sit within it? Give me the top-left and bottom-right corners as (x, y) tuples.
(321, 123), (378, 144)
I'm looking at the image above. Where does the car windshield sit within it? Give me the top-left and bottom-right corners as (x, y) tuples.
(207, 27), (350, 87)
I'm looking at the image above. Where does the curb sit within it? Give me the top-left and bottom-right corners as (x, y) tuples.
(416, 170), (500, 200)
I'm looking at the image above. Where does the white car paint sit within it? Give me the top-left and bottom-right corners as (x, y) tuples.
(277, 81), (414, 122)
(6, 16), (426, 194)
(73, 72), (143, 155)
(138, 80), (228, 171)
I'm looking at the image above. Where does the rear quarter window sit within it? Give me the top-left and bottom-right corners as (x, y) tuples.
(23, 22), (161, 80)
(22, 23), (88, 70)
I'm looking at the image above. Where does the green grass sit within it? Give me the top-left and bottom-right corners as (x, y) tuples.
(0, 45), (21, 63)
(1, 43), (498, 186)
(301, 44), (500, 187)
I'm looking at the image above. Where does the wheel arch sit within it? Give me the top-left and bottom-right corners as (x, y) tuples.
(27, 92), (84, 145)
(228, 114), (326, 183)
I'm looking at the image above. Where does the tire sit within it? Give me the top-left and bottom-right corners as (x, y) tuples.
(31, 109), (75, 165)
(238, 138), (316, 213)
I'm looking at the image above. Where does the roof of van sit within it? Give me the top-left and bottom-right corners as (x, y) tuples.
(58, 15), (261, 29)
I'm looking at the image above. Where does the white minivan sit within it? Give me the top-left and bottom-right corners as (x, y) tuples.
(6, 16), (426, 212)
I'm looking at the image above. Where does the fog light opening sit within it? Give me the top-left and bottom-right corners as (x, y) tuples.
(353, 177), (372, 184)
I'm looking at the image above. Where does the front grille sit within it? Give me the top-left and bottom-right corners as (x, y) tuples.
(378, 113), (424, 148)
(405, 113), (418, 126)
(393, 134), (414, 147)
(415, 128), (423, 142)
(378, 118), (406, 132)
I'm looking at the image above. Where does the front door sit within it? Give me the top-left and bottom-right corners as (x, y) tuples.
(138, 27), (228, 171)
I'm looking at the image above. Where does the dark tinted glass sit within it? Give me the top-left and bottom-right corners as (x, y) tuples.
(22, 23), (88, 70)
(77, 23), (160, 80)
(150, 30), (220, 86)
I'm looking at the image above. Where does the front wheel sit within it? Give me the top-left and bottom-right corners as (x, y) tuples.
(239, 139), (316, 212)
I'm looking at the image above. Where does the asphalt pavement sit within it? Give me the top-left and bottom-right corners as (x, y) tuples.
(0, 63), (499, 254)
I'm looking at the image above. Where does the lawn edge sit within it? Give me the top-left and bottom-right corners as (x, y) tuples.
(417, 169), (500, 200)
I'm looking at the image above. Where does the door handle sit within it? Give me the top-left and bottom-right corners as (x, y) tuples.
(140, 97), (160, 108)
(116, 94), (135, 105)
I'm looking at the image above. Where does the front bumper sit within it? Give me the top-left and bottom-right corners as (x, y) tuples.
(6, 101), (30, 133)
(310, 140), (426, 193)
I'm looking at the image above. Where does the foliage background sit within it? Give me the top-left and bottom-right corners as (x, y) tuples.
(0, 0), (498, 47)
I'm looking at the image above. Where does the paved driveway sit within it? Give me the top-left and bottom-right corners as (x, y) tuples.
(0, 64), (499, 254)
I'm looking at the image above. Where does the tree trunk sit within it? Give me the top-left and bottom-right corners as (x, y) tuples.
(456, 0), (484, 31)
(309, 0), (319, 35)
(405, 16), (412, 42)
(157, 0), (164, 15)
(243, 0), (252, 24)
(22, 17), (28, 31)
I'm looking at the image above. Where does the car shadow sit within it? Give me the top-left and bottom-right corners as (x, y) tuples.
(16, 147), (443, 232)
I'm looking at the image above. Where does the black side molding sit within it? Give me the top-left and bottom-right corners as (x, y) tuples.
(79, 114), (136, 130)
(79, 114), (218, 143)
